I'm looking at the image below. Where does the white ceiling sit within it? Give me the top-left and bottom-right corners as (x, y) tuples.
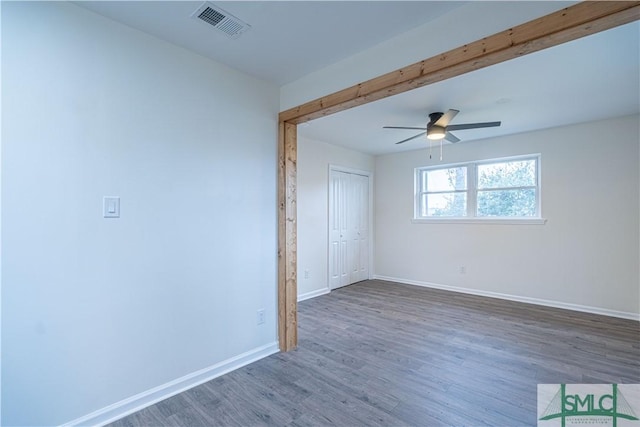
(75, 1), (639, 156)
(76, 1), (466, 86)
(299, 21), (640, 155)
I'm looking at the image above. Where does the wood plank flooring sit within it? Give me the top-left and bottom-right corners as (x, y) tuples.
(109, 280), (640, 426)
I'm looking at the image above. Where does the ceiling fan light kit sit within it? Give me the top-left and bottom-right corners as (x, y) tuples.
(427, 125), (446, 140)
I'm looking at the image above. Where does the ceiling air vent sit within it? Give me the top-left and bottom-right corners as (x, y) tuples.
(191, 2), (251, 39)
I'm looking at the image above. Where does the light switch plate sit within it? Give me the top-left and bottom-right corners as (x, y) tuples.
(103, 196), (120, 218)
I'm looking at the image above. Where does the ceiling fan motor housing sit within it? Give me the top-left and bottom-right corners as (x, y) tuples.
(428, 112), (443, 126)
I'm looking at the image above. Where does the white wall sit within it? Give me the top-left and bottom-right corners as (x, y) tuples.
(297, 136), (374, 300)
(1, 3), (279, 425)
(375, 115), (640, 317)
(280, 1), (573, 110)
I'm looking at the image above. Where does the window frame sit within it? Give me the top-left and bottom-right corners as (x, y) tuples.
(413, 154), (546, 225)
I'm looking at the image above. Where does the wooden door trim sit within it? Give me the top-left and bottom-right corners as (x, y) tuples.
(277, 1), (640, 351)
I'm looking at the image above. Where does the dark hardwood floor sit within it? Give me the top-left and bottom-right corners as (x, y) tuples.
(109, 280), (640, 426)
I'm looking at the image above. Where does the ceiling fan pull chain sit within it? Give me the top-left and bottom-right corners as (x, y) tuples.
(429, 139), (432, 159)
(440, 139), (443, 161)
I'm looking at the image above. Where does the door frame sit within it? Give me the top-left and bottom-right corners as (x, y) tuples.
(327, 165), (374, 292)
(277, 2), (640, 352)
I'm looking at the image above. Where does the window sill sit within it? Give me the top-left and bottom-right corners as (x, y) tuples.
(411, 217), (547, 225)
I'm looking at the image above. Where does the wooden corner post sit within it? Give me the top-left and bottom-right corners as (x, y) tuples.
(278, 121), (297, 351)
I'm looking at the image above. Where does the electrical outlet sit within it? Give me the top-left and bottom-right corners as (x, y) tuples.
(257, 309), (265, 325)
(304, 269), (310, 279)
(459, 266), (466, 274)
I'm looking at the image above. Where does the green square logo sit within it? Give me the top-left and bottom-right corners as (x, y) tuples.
(538, 384), (640, 427)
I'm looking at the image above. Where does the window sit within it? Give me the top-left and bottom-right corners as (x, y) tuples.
(418, 166), (468, 217)
(476, 158), (537, 217)
(415, 155), (542, 222)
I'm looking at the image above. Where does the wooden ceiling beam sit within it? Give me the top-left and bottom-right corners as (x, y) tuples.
(279, 1), (640, 125)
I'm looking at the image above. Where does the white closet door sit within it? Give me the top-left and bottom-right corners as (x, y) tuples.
(329, 169), (369, 290)
(329, 170), (350, 289)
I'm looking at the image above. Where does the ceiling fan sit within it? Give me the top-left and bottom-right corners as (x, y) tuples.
(384, 109), (501, 144)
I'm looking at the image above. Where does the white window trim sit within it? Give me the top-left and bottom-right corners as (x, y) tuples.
(414, 154), (547, 225)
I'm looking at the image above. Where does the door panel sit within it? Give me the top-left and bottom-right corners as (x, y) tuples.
(355, 174), (369, 282)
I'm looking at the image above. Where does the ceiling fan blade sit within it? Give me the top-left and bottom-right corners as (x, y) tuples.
(434, 109), (459, 127)
(383, 126), (427, 130)
(395, 132), (426, 145)
(447, 121), (501, 131)
(445, 132), (460, 143)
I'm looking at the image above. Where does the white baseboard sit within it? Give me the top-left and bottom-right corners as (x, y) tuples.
(298, 287), (330, 302)
(373, 275), (640, 321)
(62, 341), (280, 427)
